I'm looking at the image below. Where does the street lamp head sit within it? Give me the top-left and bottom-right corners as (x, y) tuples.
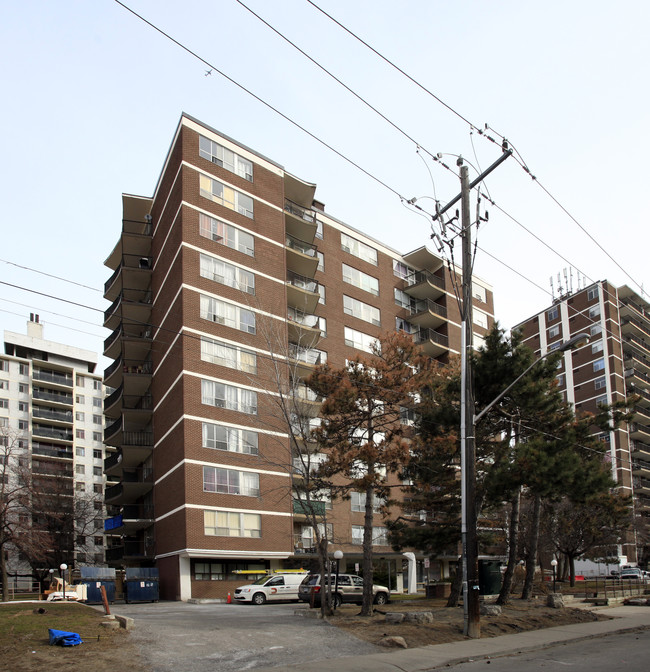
(333, 550), (344, 560)
(60, 563), (67, 571)
(558, 332), (590, 352)
(49, 569), (55, 575)
(551, 559), (558, 567)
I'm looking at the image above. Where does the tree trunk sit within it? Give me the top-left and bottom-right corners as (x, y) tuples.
(1, 544), (8, 602)
(360, 482), (375, 616)
(446, 564), (463, 607)
(497, 487), (521, 605)
(316, 536), (332, 617)
(569, 555), (576, 587)
(521, 494), (541, 599)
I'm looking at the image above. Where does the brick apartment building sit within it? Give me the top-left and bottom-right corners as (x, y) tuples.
(1, 316), (107, 581)
(514, 280), (650, 564)
(103, 113), (495, 600)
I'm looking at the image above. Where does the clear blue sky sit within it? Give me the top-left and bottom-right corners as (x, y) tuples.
(2, 0), (648, 364)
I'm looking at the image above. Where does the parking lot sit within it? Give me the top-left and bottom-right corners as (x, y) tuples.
(109, 600), (380, 672)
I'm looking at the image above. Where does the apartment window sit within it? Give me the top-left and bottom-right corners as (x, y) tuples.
(593, 358), (605, 372)
(341, 233), (377, 265)
(556, 374), (565, 387)
(200, 295), (256, 334)
(93, 484), (102, 494)
(342, 264), (379, 296)
(351, 491), (382, 513)
(18, 419), (28, 430)
(595, 376), (607, 390)
(203, 466), (259, 496)
(400, 406), (418, 425)
(17, 439), (27, 449)
(394, 288), (412, 310)
(76, 395), (85, 404)
(548, 324), (560, 339)
(351, 525), (364, 545)
(316, 251), (324, 272)
(315, 220), (323, 240)
(76, 482), (85, 492)
(76, 447), (85, 457)
(344, 327), (377, 354)
(343, 295), (380, 326)
(76, 375), (85, 387)
(75, 464), (85, 475)
(590, 324), (602, 337)
(93, 449), (102, 459)
(318, 317), (327, 338)
(0, 399), (8, 410)
(199, 135), (253, 181)
(18, 402), (28, 412)
(93, 414), (102, 425)
(199, 212), (254, 256)
(201, 336), (257, 374)
(19, 363), (28, 375)
(202, 422), (259, 455)
(393, 260), (412, 279)
(0, 381), (7, 391)
(547, 306), (559, 321)
(204, 510), (261, 537)
(473, 285), (487, 303)
(19, 383), (28, 394)
(93, 466), (102, 477)
(200, 174), (254, 218)
(93, 501), (102, 510)
(596, 395), (608, 407)
(549, 342), (562, 351)
(200, 253), (255, 294)
(351, 525), (387, 545)
(76, 412), (85, 422)
(589, 305), (601, 319)
(94, 536), (103, 546)
(93, 380), (102, 391)
(473, 310), (488, 329)
(317, 285), (326, 305)
(587, 286), (599, 301)
(76, 429), (85, 439)
(0, 418), (7, 428)
(93, 397), (102, 408)
(592, 340), (604, 354)
(201, 380), (258, 415)
(93, 431), (102, 442)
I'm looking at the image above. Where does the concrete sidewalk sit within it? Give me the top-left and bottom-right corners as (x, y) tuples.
(252, 605), (650, 672)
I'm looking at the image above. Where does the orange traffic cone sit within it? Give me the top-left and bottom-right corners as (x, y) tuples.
(227, 592), (232, 604)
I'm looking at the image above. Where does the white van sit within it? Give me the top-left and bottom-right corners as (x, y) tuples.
(234, 572), (308, 604)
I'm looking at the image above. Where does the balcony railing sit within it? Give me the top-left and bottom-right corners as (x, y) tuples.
(32, 442), (73, 459)
(285, 200), (316, 223)
(123, 431), (153, 447)
(288, 308), (319, 329)
(287, 270), (318, 293)
(32, 387), (73, 405)
(624, 334), (650, 355)
(622, 316), (650, 339)
(32, 407), (73, 423)
(32, 424), (73, 441)
(286, 235), (317, 257)
(289, 344), (326, 366)
(410, 298), (448, 319)
(33, 369), (73, 387)
(293, 499), (327, 516)
(414, 328), (449, 347)
(622, 298), (650, 319)
(405, 270), (445, 290)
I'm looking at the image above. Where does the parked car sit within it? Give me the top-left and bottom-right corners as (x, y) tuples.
(297, 573), (390, 607)
(620, 568), (645, 580)
(234, 572), (308, 604)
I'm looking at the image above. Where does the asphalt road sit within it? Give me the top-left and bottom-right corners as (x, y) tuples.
(109, 600), (380, 671)
(447, 629), (650, 671)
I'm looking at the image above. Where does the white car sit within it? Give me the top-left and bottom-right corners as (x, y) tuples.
(234, 573), (307, 604)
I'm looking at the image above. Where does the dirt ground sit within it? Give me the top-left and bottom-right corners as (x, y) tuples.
(330, 598), (610, 648)
(0, 599), (609, 671)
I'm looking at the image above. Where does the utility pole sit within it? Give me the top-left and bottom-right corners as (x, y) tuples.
(435, 149), (512, 639)
(459, 160), (480, 638)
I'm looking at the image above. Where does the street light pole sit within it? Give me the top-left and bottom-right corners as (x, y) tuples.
(60, 563), (68, 601)
(551, 559), (558, 593)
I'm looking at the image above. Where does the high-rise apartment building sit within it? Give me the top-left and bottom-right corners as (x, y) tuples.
(1, 316), (107, 579)
(103, 114), (494, 600)
(514, 280), (650, 563)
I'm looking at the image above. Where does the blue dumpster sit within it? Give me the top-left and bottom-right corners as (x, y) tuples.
(124, 567), (159, 603)
(79, 567), (116, 604)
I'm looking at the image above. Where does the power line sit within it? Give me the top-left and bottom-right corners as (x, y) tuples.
(0, 259), (102, 293)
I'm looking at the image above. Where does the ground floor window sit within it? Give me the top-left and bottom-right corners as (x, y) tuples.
(193, 560), (267, 581)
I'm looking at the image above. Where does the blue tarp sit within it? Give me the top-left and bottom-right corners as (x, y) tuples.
(48, 629), (83, 646)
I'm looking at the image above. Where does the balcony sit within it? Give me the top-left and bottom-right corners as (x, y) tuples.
(287, 309), (321, 349)
(285, 235), (319, 277)
(105, 538), (154, 562)
(623, 333), (650, 358)
(288, 344), (326, 378)
(32, 406), (73, 424)
(32, 387), (73, 406)
(104, 357), (153, 393)
(621, 316), (650, 341)
(630, 422), (650, 441)
(625, 367), (650, 391)
(105, 469), (154, 505)
(104, 505), (154, 534)
(32, 424), (73, 443)
(413, 328), (449, 358)
(286, 271), (320, 313)
(404, 270), (445, 300)
(104, 384), (153, 420)
(104, 437), (153, 474)
(408, 298), (448, 329)
(103, 288), (153, 331)
(293, 499), (327, 517)
(104, 254), (153, 302)
(32, 442), (73, 459)
(32, 368), (73, 388)
(625, 353), (650, 376)
(284, 199), (317, 242)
